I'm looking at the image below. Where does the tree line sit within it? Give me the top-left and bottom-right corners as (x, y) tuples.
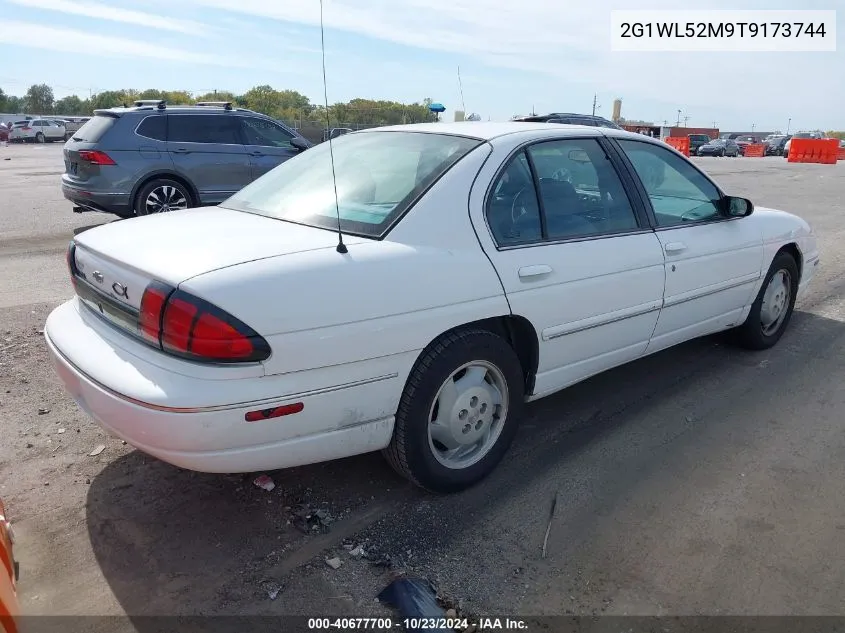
(0, 83), (439, 127)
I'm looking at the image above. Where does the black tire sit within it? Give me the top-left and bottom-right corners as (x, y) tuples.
(134, 178), (194, 216)
(733, 251), (799, 350)
(719, 149), (726, 157)
(383, 328), (525, 493)
(35, 132), (45, 143)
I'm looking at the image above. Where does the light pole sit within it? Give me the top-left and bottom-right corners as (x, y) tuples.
(751, 123), (755, 133)
(676, 109), (681, 126)
(786, 118), (791, 134)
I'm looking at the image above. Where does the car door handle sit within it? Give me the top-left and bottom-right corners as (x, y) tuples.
(518, 265), (553, 279)
(664, 242), (687, 254)
(171, 148), (190, 154)
(250, 150), (265, 156)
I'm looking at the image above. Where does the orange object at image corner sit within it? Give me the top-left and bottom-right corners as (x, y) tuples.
(0, 498), (19, 633)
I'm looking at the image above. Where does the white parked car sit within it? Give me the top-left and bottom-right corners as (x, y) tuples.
(9, 118), (66, 143)
(45, 123), (820, 492)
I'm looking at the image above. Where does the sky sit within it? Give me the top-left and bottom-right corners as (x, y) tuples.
(0, 0), (842, 131)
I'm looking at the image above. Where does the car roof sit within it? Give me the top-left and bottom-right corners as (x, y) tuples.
(357, 121), (645, 142)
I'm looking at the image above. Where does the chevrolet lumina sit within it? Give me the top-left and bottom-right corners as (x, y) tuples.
(45, 122), (819, 492)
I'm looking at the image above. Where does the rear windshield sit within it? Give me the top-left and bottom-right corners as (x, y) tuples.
(689, 135), (709, 141)
(221, 131), (483, 238)
(72, 114), (117, 142)
(12, 121), (28, 127)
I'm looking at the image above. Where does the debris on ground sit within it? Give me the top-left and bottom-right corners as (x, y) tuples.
(542, 490), (559, 559)
(349, 545), (365, 558)
(342, 538), (355, 551)
(291, 504), (335, 534)
(377, 577), (449, 632)
(325, 557), (342, 570)
(267, 585), (282, 600)
(37, 407), (50, 415)
(253, 474), (276, 492)
(89, 444), (106, 456)
(57, 428), (66, 434)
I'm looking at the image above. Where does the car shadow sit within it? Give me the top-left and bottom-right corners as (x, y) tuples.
(84, 308), (845, 624)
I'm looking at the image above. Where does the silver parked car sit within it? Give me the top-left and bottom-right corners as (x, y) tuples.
(9, 118), (66, 143)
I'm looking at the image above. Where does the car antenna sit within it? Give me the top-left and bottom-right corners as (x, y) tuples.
(319, 0), (347, 254)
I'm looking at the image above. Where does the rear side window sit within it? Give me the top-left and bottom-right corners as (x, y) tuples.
(168, 115), (240, 144)
(136, 115), (166, 141)
(73, 115), (117, 142)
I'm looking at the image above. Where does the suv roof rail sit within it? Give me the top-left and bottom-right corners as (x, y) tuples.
(195, 101), (233, 110)
(134, 99), (167, 110)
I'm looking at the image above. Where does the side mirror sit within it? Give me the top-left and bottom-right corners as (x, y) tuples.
(290, 137), (310, 152)
(724, 195), (754, 217)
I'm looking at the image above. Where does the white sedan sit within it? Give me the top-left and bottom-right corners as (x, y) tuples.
(45, 122), (819, 492)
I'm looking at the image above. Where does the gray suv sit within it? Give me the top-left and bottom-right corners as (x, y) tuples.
(62, 100), (311, 217)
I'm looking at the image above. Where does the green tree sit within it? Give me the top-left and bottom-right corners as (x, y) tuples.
(162, 90), (193, 105)
(54, 95), (86, 115)
(242, 85), (280, 116)
(24, 83), (55, 114)
(89, 90), (128, 110)
(0, 88), (7, 112)
(195, 90), (237, 103)
(6, 96), (24, 112)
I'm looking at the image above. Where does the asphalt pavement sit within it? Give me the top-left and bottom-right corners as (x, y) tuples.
(1, 141), (844, 625)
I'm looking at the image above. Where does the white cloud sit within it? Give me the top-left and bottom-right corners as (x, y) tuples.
(176, 0), (842, 127)
(0, 21), (310, 74)
(6, 0), (211, 36)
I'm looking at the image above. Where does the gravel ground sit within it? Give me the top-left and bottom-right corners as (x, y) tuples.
(1, 142), (845, 629)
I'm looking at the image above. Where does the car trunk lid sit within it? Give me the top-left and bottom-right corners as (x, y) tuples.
(73, 206), (365, 286)
(69, 207), (366, 347)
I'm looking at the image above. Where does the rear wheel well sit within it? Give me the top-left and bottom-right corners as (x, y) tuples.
(131, 173), (198, 213)
(777, 243), (802, 281)
(433, 316), (540, 395)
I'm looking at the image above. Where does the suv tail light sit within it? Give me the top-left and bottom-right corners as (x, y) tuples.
(78, 150), (115, 165)
(138, 281), (270, 363)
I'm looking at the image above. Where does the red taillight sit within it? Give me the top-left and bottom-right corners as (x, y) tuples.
(139, 283), (269, 363)
(21, 127), (31, 131)
(78, 150), (115, 165)
(139, 282), (171, 344)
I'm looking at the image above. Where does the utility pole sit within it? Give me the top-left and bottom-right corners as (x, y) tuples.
(786, 118), (791, 134)
(683, 115), (689, 127)
(592, 94), (597, 116)
(676, 109), (682, 126)
(751, 123), (755, 132)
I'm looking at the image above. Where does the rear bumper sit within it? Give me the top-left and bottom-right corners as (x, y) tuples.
(44, 299), (397, 473)
(62, 181), (132, 216)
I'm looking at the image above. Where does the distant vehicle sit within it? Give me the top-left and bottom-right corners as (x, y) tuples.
(0, 497), (19, 633)
(511, 113), (623, 130)
(0, 123), (8, 143)
(322, 127), (353, 142)
(57, 117), (91, 140)
(687, 134), (711, 154)
(734, 136), (762, 155)
(62, 100), (312, 218)
(697, 138), (740, 157)
(765, 135), (790, 156)
(46, 122), (819, 492)
(782, 132), (819, 158)
(9, 118), (66, 143)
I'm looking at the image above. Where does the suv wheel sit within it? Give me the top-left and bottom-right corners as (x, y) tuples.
(35, 132), (45, 143)
(135, 179), (193, 215)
